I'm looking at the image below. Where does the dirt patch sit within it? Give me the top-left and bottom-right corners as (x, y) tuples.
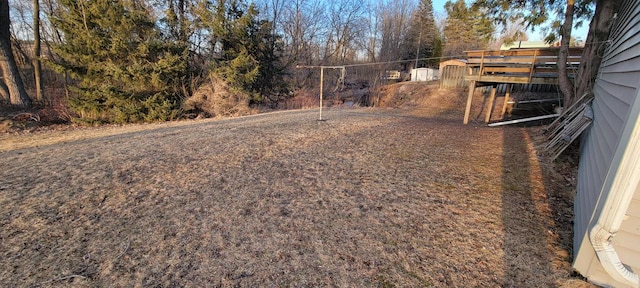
(0, 85), (589, 287)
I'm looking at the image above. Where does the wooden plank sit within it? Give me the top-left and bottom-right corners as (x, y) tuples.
(483, 67), (532, 73)
(478, 51), (486, 82)
(501, 84), (513, 118)
(464, 75), (560, 85)
(464, 81), (477, 124)
(466, 56), (581, 64)
(474, 82), (497, 87)
(485, 86), (498, 123)
(534, 67), (561, 74)
(467, 57), (536, 64)
(529, 50), (538, 82)
(471, 66), (568, 75)
(465, 48), (584, 58)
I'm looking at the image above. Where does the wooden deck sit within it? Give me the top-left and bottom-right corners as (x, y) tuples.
(463, 48), (583, 124)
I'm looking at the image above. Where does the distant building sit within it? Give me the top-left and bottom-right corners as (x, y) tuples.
(410, 68), (438, 82)
(382, 70), (401, 80)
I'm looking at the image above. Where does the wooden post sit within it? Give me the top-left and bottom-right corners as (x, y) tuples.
(478, 51), (486, 82)
(501, 84), (513, 119)
(319, 67), (324, 121)
(529, 50), (538, 83)
(464, 80), (477, 124)
(485, 85), (498, 123)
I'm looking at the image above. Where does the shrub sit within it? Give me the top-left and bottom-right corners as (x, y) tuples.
(183, 77), (252, 118)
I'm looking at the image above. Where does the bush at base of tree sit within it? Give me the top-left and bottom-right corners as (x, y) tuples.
(194, 0), (290, 108)
(69, 86), (181, 125)
(183, 76), (253, 118)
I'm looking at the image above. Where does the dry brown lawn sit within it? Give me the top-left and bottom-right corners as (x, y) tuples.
(0, 84), (590, 287)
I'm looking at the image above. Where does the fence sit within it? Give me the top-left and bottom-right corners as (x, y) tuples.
(439, 66), (466, 89)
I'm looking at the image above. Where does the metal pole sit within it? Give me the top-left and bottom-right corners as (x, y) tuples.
(295, 64), (343, 121)
(487, 114), (560, 127)
(415, 30), (422, 69)
(319, 67), (324, 121)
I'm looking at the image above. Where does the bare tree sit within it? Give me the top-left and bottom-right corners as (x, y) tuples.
(323, 0), (366, 64)
(490, 20), (528, 50)
(33, 0), (45, 103)
(0, 74), (8, 102)
(256, 0), (285, 35)
(377, 0), (415, 63)
(356, 2), (380, 62)
(0, 0), (31, 106)
(280, 0), (325, 64)
(278, 0), (326, 86)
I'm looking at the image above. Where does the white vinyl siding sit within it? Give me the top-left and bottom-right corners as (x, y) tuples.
(608, 243), (640, 269)
(573, 0), (640, 286)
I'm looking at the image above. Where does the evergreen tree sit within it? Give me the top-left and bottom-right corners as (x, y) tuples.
(404, 0), (441, 68)
(249, 18), (289, 104)
(194, 0), (288, 105)
(162, 0), (192, 45)
(50, 0), (188, 123)
(443, 0), (494, 57)
(472, 0), (594, 43)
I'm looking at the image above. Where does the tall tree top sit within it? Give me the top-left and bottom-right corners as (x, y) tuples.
(473, 0), (594, 42)
(442, 0), (494, 56)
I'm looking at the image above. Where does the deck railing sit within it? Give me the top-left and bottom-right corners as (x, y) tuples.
(464, 48), (584, 84)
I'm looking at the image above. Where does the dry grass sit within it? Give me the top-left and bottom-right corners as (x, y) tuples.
(0, 83), (589, 287)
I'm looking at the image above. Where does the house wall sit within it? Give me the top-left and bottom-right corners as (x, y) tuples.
(573, 1), (640, 287)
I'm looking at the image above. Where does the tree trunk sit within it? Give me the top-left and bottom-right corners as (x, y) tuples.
(575, 0), (621, 100)
(558, 0), (575, 107)
(34, 0), (45, 104)
(0, 79), (9, 101)
(0, 0), (31, 107)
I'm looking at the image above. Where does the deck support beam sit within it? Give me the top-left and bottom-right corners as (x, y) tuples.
(501, 84), (513, 119)
(485, 85), (498, 123)
(464, 80), (477, 124)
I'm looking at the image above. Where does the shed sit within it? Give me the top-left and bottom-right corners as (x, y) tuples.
(438, 59), (467, 89)
(438, 59), (467, 71)
(572, 1), (640, 287)
(410, 68), (438, 82)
